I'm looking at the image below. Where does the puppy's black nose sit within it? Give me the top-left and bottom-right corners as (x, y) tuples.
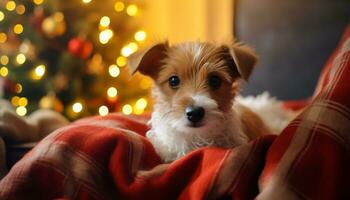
(186, 106), (205, 123)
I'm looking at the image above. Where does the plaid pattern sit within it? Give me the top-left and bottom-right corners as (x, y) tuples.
(1, 25), (350, 199)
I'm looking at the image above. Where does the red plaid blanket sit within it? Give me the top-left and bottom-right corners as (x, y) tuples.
(1, 26), (350, 199)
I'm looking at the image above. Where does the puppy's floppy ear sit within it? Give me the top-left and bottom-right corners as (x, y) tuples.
(223, 43), (258, 81)
(127, 42), (169, 78)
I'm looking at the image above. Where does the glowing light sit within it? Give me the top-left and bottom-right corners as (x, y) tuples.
(134, 30), (146, 42)
(72, 102), (83, 113)
(100, 16), (110, 27)
(126, 4), (138, 16)
(11, 96), (20, 106)
(16, 106), (27, 116)
(140, 77), (153, 89)
(82, 0), (92, 3)
(122, 104), (133, 115)
(16, 4), (26, 15)
(136, 98), (148, 110)
(33, 0), (44, 5)
(0, 67), (8, 77)
(129, 42), (138, 52)
(0, 11), (5, 21)
(121, 42), (138, 57)
(0, 33), (7, 43)
(0, 56), (9, 65)
(14, 24), (24, 34)
(16, 84), (23, 93)
(99, 29), (114, 44)
(18, 97), (28, 107)
(32, 64), (46, 80)
(108, 64), (120, 77)
(107, 87), (118, 98)
(114, 1), (125, 12)
(99, 105), (109, 116)
(53, 12), (64, 21)
(116, 56), (127, 67)
(6, 1), (16, 11)
(16, 53), (26, 65)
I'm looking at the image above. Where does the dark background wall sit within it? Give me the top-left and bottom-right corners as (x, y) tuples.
(235, 0), (350, 100)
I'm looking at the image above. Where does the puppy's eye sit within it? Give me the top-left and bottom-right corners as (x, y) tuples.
(169, 75), (180, 89)
(208, 75), (221, 89)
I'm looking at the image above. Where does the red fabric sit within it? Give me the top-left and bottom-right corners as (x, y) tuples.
(1, 25), (350, 200)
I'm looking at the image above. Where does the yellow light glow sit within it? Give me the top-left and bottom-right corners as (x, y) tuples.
(108, 64), (120, 77)
(6, 1), (16, 11)
(16, 84), (23, 93)
(140, 77), (153, 89)
(39, 95), (52, 109)
(33, 0), (44, 5)
(99, 105), (109, 116)
(16, 4), (26, 15)
(18, 97), (28, 107)
(0, 33), (7, 43)
(32, 64), (46, 80)
(72, 102), (83, 113)
(0, 11), (5, 21)
(99, 29), (114, 44)
(100, 16), (110, 27)
(14, 24), (24, 34)
(0, 56), (9, 65)
(82, 0), (92, 3)
(126, 4), (138, 16)
(53, 12), (64, 22)
(136, 98), (148, 110)
(11, 96), (20, 106)
(107, 87), (118, 98)
(116, 56), (127, 67)
(128, 42), (138, 52)
(134, 30), (146, 42)
(114, 1), (125, 12)
(0, 67), (8, 77)
(16, 53), (26, 65)
(122, 104), (132, 115)
(121, 46), (133, 57)
(16, 106), (27, 116)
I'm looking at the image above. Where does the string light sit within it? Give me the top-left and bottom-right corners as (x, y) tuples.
(0, 11), (5, 21)
(0, 33), (7, 43)
(114, 1), (125, 12)
(116, 56), (127, 67)
(82, 0), (92, 4)
(6, 1), (16, 11)
(16, 106), (27, 116)
(0, 56), (9, 65)
(33, 0), (44, 5)
(18, 97), (28, 107)
(16, 53), (26, 65)
(134, 30), (146, 42)
(72, 102), (83, 113)
(99, 105), (109, 116)
(14, 24), (24, 34)
(16, 4), (26, 15)
(100, 16), (110, 27)
(126, 4), (138, 16)
(0, 66), (8, 77)
(108, 64), (120, 77)
(107, 87), (118, 98)
(122, 104), (132, 115)
(32, 64), (46, 80)
(99, 29), (113, 44)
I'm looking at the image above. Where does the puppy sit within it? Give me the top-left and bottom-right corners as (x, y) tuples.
(129, 41), (272, 162)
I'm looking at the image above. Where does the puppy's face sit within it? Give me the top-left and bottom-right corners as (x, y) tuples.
(129, 42), (257, 135)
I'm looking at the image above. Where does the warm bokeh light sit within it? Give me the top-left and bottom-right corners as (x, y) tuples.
(108, 64), (120, 77)
(134, 30), (146, 42)
(82, 0), (92, 4)
(99, 29), (114, 44)
(6, 1), (16, 11)
(0, 11), (5, 21)
(72, 102), (83, 113)
(16, 106), (27, 116)
(126, 4), (138, 16)
(100, 16), (110, 27)
(128, 42), (138, 52)
(11, 96), (20, 106)
(33, 0), (45, 5)
(140, 77), (153, 89)
(16, 53), (26, 65)
(99, 105), (109, 116)
(122, 104), (133, 115)
(0, 33), (7, 43)
(32, 64), (46, 80)
(133, 98), (148, 115)
(116, 56), (127, 67)
(16, 84), (23, 93)
(16, 4), (26, 15)
(0, 56), (9, 65)
(114, 2), (125, 12)
(18, 97), (28, 107)
(0, 66), (9, 77)
(14, 24), (24, 34)
(107, 87), (118, 98)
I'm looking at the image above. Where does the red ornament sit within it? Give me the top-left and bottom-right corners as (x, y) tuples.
(68, 37), (93, 59)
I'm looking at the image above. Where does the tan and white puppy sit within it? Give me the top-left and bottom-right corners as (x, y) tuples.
(129, 41), (272, 162)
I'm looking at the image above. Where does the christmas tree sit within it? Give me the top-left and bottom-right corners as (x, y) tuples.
(0, 0), (152, 120)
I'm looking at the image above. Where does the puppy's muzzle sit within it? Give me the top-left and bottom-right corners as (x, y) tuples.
(185, 106), (205, 126)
